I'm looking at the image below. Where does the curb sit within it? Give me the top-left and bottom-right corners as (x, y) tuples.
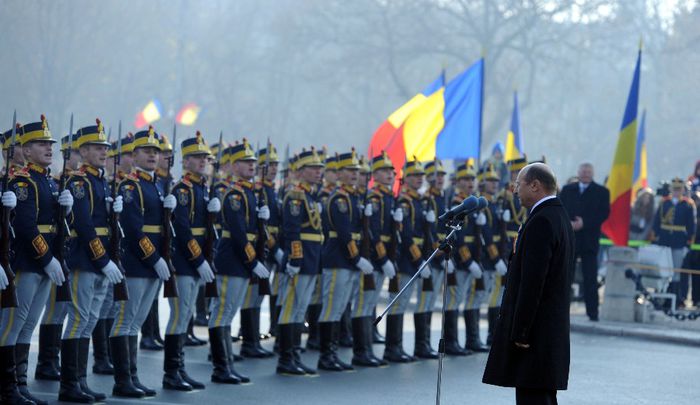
(571, 320), (700, 347)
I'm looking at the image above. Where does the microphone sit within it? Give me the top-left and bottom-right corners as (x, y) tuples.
(439, 195), (478, 222)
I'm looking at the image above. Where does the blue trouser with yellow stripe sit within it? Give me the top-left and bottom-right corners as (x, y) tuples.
(483, 271), (504, 308)
(444, 270), (470, 311)
(166, 275), (200, 335)
(351, 271), (385, 319)
(63, 270), (109, 340)
(208, 275), (248, 329)
(277, 274), (316, 325)
(110, 277), (161, 337)
(0, 271), (52, 346)
(319, 268), (357, 323)
(464, 271), (487, 311)
(415, 266), (445, 313)
(241, 282), (265, 310)
(388, 273), (416, 315)
(41, 284), (69, 326)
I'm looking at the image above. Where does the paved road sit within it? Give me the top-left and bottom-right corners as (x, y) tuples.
(27, 321), (698, 404)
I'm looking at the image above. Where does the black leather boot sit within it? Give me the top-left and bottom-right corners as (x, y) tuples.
(372, 307), (385, 344)
(351, 317), (380, 367)
(253, 308), (274, 355)
(338, 305), (353, 348)
(443, 310), (469, 356)
(58, 339), (95, 403)
(186, 318), (207, 346)
(364, 316), (388, 366)
(140, 303), (163, 351)
(487, 307), (500, 345)
(305, 303), (321, 350)
(109, 336), (145, 398)
(178, 334), (205, 389)
(383, 314), (414, 363)
(292, 323), (316, 375)
(162, 334), (192, 391)
(129, 335), (156, 396)
(77, 338), (106, 401)
(35, 324), (61, 381)
(317, 322), (343, 371)
(16, 343), (48, 405)
(464, 309), (489, 352)
(0, 346), (34, 405)
(413, 312), (438, 359)
(209, 327), (241, 384)
(276, 324), (305, 376)
(91, 319), (114, 375)
(225, 326), (250, 383)
(240, 308), (265, 358)
(268, 295), (278, 337)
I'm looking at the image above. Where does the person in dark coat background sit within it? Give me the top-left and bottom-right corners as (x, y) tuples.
(483, 163), (575, 405)
(558, 162), (610, 321)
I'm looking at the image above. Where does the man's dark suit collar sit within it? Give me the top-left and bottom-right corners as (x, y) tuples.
(528, 197), (561, 220)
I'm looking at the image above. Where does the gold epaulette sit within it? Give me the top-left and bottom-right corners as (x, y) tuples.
(286, 187), (305, 201)
(11, 167), (30, 178)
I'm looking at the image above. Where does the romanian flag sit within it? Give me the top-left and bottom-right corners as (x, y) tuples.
(134, 99), (162, 128)
(631, 109), (648, 204)
(504, 91), (524, 161)
(601, 47), (642, 246)
(176, 103), (201, 126)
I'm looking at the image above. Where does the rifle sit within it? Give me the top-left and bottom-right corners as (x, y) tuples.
(388, 178), (403, 293)
(54, 114), (74, 302)
(203, 131), (223, 298)
(112, 121), (129, 301)
(162, 124), (179, 298)
(0, 111), (18, 308)
(253, 140), (271, 296)
(359, 154), (376, 291)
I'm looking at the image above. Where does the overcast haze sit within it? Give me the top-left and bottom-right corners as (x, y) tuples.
(1, 0), (698, 184)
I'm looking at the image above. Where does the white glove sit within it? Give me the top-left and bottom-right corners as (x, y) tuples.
(253, 262), (270, 279)
(108, 195), (123, 213)
(468, 261), (483, 279)
(357, 257), (374, 275)
(419, 261), (431, 278)
(495, 259), (508, 276)
(196, 261), (215, 283)
(1, 191), (17, 209)
(475, 212), (487, 226)
(425, 210), (436, 223)
(381, 261), (396, 279)
(257, 205), (270, 220)
(0, 263), (8, 290)
(363, 203), (373, 217)
(502, 209), (511, 222)
(44, 257), (65, 286)
(392, 208), (403, 223)
(316, 202), (323, 214)
(207, 197), (221, 213)
(153, 258), (170, 281)
(274, 248), (285, 267)
(101, 260), (123, 285)
(446, 259), (456, 274)
(58, 189), (73, 214)
(285, 263), (301, 277)
(163, 194), (177, 210)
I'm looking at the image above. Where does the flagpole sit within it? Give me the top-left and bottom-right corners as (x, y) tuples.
(478, 49), (486, 166)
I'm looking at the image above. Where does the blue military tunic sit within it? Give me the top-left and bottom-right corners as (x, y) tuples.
(481, 193), (503, 267)
(9, 163), (59, 273)
(396, 188), (427, 275)
(66, 165), (111, 273)
(215, 179), (259, 278)
(451, 191), (496, 271)
(283, 182), (323, 275)
(366, 183), (393, 268)
(259, 179), (281, 253)
(322, 184), (362, 270)
(171, 172), (208, 278)
(651, 196), (697, 249)
(118, 170), (164, 278)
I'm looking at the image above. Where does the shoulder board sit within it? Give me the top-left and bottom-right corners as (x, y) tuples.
(369, 191), (382, 200)
(173, 179), (192, 190)
(334, 188), (349, 197)
(398, 194), (412, 203)
(127, 172), (140, 181)
(682, 197), (696, 206)
(11, 167), (30, 178)
(285, 188), (305, 201)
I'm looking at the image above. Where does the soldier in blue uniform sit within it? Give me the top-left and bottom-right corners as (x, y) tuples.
(350, 152), (397, 367)
(275, 148), (324, 376)
(0, 115), (73, 405)
(161, 132), (218, 391)
(209, 140), (270, 384)
(34, 132), (80, 383)
(316, 149), (373, 372)
(650, 178), (697, 305)
(58, 119), (124, 403)
(383, 159), (432, 363)
(110, 126), (176, 398)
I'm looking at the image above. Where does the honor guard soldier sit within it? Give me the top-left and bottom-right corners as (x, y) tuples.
(90, 135), (135, 377)
(1, 115), (73, 405)
(442, 163), (479, 357)
(650, 177), (697, 305)
(161, 132), (217, 391)
(351, 152), (397, 367)
(479, 164), (509, 345)
(209, 139), (270, 384)
(384, 159), (432, 363)
(58, 119), (124, 403)
(110, 126), (175, 398)
(276, 148), (324, 376)
(316, 149), (372, 372)
(1, 125), (25, 177)
(34, 132), (80, 383)
(257, 145), (284, 340)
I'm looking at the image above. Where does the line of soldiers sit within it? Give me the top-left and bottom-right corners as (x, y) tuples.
(0, 114), (535, 404)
